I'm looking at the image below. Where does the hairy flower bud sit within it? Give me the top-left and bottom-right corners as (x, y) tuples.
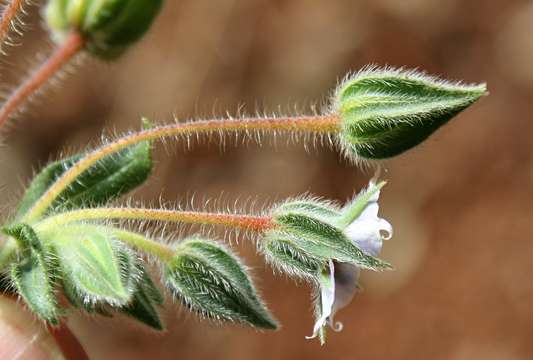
(45, 0), (163, 59)
(334, 66), (487, 159)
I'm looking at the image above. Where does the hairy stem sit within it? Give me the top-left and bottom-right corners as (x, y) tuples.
(24, 114), (340, 221)
(0, 31), (85, 129)
(112, 229), (175, 262)
(0, 0), (25, 47)
(36, 207), (275, 233)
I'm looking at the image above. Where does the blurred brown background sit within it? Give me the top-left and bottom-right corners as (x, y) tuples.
(1, 0), (533, 359)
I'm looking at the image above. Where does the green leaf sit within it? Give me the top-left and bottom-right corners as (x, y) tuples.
(121, 268), (164, 331)
(274, 213), (391, 271)
(11, 249), (59, 324)
(336, 66), (487, 159)
(136, 265), (164, 305)
(2, 223), (44, 250)
(15, 155), (81, 219)
(15, 132), (152, 219)
(62, 278), (113, 317)
(41, 224), (136, 306)
(121, 287), (163, 331)
(165, 238), (278, 330)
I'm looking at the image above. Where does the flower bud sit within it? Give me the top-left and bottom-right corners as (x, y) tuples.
(45, 0), (163, 59)
(334, 67), (487, 159)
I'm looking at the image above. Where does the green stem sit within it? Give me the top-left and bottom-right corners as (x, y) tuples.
(112, 229), (174, 262)
(0, 225), (176, 270)
(36, 207), (274, 233)
(23, 114), (340, 222)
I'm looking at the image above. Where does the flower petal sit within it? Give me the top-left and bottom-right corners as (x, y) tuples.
(332, 262), (360, 314)
(306, 260), (335, 340)
(379, 218), (393, 240)
(343, 182), (392, 256)
(344, 218), (383, 256)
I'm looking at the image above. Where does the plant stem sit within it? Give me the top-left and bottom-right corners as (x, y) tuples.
(36, 207), (275, 233)
(0, 0), (25, 47)
(0, 31), (85, 129)
(23, 114), (340, 222)
(112, 229), (175, 262)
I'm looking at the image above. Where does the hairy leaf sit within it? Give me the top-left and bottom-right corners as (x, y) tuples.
(62, 279), (113, 317)
(165, 238), (278, 330)
(120, 266), (164, 331)
(15, 155), (81, 219)
(2, 223), (43, 250)
(11, 250), (59, 324)
(42, 224), (136, 306)
(15, 136), (152, 219)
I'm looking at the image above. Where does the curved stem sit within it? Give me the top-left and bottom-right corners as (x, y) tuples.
(0, 0), (25, 47)
(36, 207), (275, 233)
(112, 229), (175, 262)
(23, 114), (340, 222)
(0, 31), (85, 129)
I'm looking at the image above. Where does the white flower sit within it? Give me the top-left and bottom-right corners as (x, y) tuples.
(306, 260), (336, 340)
(344, 183), (393, 256)
(306, 181), (392, 342)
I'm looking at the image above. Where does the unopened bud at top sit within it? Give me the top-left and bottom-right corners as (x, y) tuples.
(45, 0), (163, 59)
(333, 66), (487, 159)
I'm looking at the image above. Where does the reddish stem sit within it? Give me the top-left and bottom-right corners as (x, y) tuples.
(154, 211), (276, 232)
(0, 0), (24, 45)
(39, 207), (278, 233)
(1, 293), (88, 359)
(50, 324), (89, 360)
(0, 31), (85, 129)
